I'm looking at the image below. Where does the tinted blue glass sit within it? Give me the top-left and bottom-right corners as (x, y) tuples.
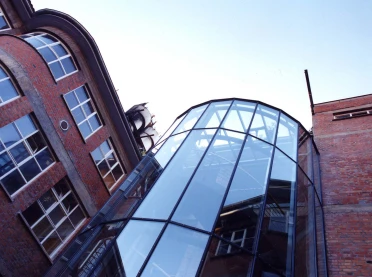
(79, 121), (91, 139)
(88, 115), (101, 131)
(39, 47), (57, 62)
(65, 92), (79, 109)
(0, 79), (18, 103)
(154, 132), (189, 168)
(195, 101), (232, 129)
(9, 142), (30, 164)
(25, 37), (45, 48)
(75, 87), (88, 103)
(1, 169), (26, 195)
(141, 224), (208, 277)
(49, 61), (64, 79)
(0, 152), (14, 175)
(276, 113), (298, 161)
(172, 130), (245, 231)
(61, 57), (76, 74)
(15, 116), (37, 138)
(0, 68), (7, 79)
(82, 102), (94, 116)
(72, 107), (85, 124)
(249, 105), (279, 144)
(0, 123), (21, 148)
(0, 16), (8, 30)
(222, 101), (256, 133)
(39, 35), (58, 45)
(100, 141), (111, 155)
(134, 129), (216, 219)
(91, 148), (103, 164)
(117, 220), (164, 277)
(172, 104), (207, 135)
(52, 44), (68, 57)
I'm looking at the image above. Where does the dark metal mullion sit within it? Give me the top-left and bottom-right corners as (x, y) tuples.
(169, 220), (210, 235)
(195, 103), (258, 276)
(136, 102), (219, 276)
(216, 109), (237, 159)
(249, 110), (281, 276)
(131, 217), (167, 223)
(236, 106), (248, 132)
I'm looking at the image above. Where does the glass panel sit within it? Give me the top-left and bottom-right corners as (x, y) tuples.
(249, 105), (279, 144)
(276, 113), (298, 161)
(9, 142), (30, 164)
(25, 37), (45, 48)
(88, 114), (100, 131)
(112, 165), (124, 181)
(0, 152), (15, 176)
(52, 44), (68, 57)
(253, 149), (296, 276)
(56, 219), (74, 240)
(172, 130), (245, 231)
(100, 141), (111, 155)
(19, 158), (41, 181)
(39, 47), (57, 63)
(104, 173), (115, 189)
(49, 205), (66, 225)
(82, 101), (94, 116)
(0, 17), (7, 30)
(106, 153), (117, 168)
(40, 190), (57, 210)
(79, 121), (91, 138)
(154, 132), (189, 168)
(23, 202), (43, 226)
(141, 224), (208, 277)
(65, 92), (79, 109)
(98, 160), (109, 176)
(116, 220), (164, 277)
(195, 101), (232, 129)
(53, 179), (70, 199)
(61, 57), (76, 74)
(33, 217), (53, 241)
(35, 148), (54, 170)
(1, 169), (26, 195)
(134, 129), (216, 220)
(91, 148), (103, 164)
(62, 193), (78, 214)
(42, 232), (62, 255)
(0, 123), (21, 148)
(26, 132), (46, 154)
(222, 101), (256, 133)
(15, 115), (37, 138)
(75, 87), (88, 103)
(172, 104), (208, 135)
(0, 68), (7, 79)
(157, 114), (186, 144)
(295, 167), (315, 277)
(69, 207), (85, 227)
(0, 79), (18, 103)
(49, 61), (64, 79)
(199, 237), (253, 277)
(72, 106), (85, 124)
(39, 34), (57, 44)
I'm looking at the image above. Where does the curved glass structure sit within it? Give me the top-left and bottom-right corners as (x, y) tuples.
(49, 99), (327, 277)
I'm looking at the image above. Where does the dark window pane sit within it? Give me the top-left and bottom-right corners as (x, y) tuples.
(33, 217), (53, 241)
(25, 37), (45, 48)
(200, 237), (253, 277)
(134, 129), (216, 220)
(69, 207), (85, 227)
(249, 105), (279, 144)
(0, 79), (18, 103)
(75, 87), (88, 103)
(56, 219), (74, 240)
(9, 142), (30, 164)
(49, 206), (66, 225)
(62, 193), (78, 214)
(154, 132), (189, 168)
(19, 158), (41, 181)
(88, 114), (100, 131)
(39, 47), (57, 63)
(112, 164), (123, 181)
(195, 101), (232, 129)
(15, 115), (37, 138)
(298, 128), (312, 181)
(0, 123), (21, 148)
(82, 101), (94, 116)
(26, 132), (46, 154)
(1, 169), (26, 195)
(42, 232), (61, 255)
(0, 152), (15, 176)
(53, 179), (70, 199)
(100, 141), (111, 155)
(91, 148), (103, 164)
(52, 44), (68, 57)
(106, 153), (117, 168)
(172, 130), (245, 231)
(23, 202), (43, 226)
(39, 35), (57, 45)
(49, 61), (64, 79)
(72, 106), (85, 123)
(141, 224), (208, 277)
(103, 173), (115, 189)
(0, 17), (9, 30)
(65, 92), (79, 109)
(98, 160), (109, 176)
(172, 104), (208, 135)
(40, 190), (57, 210)
(35, 148), (54, 170)
(78, 121), (91, 138)
(61, 57), (76, 74)
(116, 220), (164, 277)
(276, 114), (298, 161)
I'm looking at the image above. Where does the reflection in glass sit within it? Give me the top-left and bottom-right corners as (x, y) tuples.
(249, 105), (279, 144)
(172, 104), (208, 135)
(154, 132), (189, 168)
(222, 100), (256, 133)
(172, 130), (245, 231)
(134, 129), (216, 220)
(116, 220), (164, 277)
(298, 127), (312, 180)
(195, 101), (232, 129)
(276, 113), (298, 161)
(157, 114), (186, 145)
(141, 224), (208, 277)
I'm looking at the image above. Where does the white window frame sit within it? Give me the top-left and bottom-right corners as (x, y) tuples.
(90, 139), (125, 191)
(63, 85), (103, 141)
(0, 8), (11, 31)
(0, 67), (20, 107)
(216, 229), (247, 255)
(21, 180), (86, 258)
(0, 115), (56, 197)
(21, 32), (78, 81)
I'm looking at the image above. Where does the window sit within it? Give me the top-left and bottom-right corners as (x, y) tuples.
(91, 140), (125, 191)
(22, 178), (86, 257)
(216, 229), (248, 255)
(21, 33), (77, 80)
(333, 107), (372, 120)
(0, 8), (10, 31)
(0, 115), (55, 196)
(64, 86), (102, 139)
(0, 67), (19, 106)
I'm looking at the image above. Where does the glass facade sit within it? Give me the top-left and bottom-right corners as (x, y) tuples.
(51, 99), (327, 277)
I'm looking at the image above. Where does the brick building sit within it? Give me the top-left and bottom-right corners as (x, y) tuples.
(0, 1), (142, 276)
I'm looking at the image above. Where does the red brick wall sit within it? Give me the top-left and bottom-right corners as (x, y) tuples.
(313, 95), (372, 277)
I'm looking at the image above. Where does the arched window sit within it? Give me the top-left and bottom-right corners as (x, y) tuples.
(21, 32), (77, 80)
(0, 66), (19, 106)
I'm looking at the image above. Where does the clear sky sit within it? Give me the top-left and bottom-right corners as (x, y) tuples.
(32, 0), (372, 133)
